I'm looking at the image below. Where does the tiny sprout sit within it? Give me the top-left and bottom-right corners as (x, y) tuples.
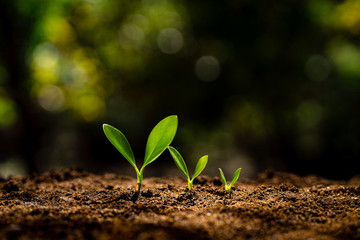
(168, 146), (208, 191)
(218, 168), (241, 194)
(103, 115), (178, 202)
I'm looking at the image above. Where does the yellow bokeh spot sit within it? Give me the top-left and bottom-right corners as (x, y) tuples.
(0, 93), (17, 127)
(142, 0), (185, 29)
(44, 17), (76, 45)
(72, 49), (100, 85)
(328, 38), (360, 77)
(76, 94), (105, 121)
(31, 43), (60, 84)
(308, 0), (360, 34)
(336, 0), (360, 34)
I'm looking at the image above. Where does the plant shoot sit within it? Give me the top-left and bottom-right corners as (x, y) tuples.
(168, 146), (208, 191)
(218, 168), (241, 194)
(103, 115), (178, 201)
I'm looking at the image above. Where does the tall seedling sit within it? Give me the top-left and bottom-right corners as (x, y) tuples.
(103, 115), (178, 201)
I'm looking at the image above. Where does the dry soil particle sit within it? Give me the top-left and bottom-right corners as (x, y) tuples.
(0, 168), (359, 240)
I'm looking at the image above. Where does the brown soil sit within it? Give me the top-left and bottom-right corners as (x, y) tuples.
(0, 168), (359, 240)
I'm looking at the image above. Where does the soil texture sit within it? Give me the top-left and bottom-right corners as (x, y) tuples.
(0, 168), (359, 240)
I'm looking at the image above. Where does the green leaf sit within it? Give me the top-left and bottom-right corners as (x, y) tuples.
(192, 155), (208, 180)
(103, 124), (137, 170)
(168, 146), (189, 179)
(218, 168), (227, 186)
(230, 168), (241, 187)
(144, 115), (178, 166)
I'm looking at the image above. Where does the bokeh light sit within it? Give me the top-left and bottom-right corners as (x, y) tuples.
(0, 94), (17, 127)
(37, 85), (65, 112)
(157, 28), (184, 54)
(328, 38), (360, 78)
(305, 55), (331, 82)
(195, 56), (220, 82)
(1, 0), (360, 179)
(122, 24), (145, 41)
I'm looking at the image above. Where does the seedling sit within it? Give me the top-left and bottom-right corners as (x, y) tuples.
(103, 115), (178, 201)
(218, 168), (241, 194)
(167, 146), (208, 191)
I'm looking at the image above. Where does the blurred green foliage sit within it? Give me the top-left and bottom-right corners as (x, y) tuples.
(1, 0), (360, 179)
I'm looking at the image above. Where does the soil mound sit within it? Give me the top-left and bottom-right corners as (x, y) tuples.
(0, 168), (359, 240)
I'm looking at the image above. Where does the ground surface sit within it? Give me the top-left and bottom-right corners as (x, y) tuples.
(0, 168), (359, 240)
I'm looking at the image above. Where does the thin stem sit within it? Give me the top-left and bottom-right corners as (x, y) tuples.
(136, 167), (142, 184)
(131, 167), (143, 203)
(188, 179), (193, 191)
(139, 166), (146, 183)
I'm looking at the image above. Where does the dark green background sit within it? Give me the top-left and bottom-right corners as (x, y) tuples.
(0, 0), (359, 179)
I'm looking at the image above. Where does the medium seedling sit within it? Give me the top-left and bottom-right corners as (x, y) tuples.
(103, 115), (178, 202)
(218, 168), (241, 194)
(168, 146), (208, 191)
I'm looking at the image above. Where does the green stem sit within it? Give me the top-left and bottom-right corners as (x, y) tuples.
(188, 179), (193, 191)
(138, 166), (145, 184)
(131, 167), (142, 202)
